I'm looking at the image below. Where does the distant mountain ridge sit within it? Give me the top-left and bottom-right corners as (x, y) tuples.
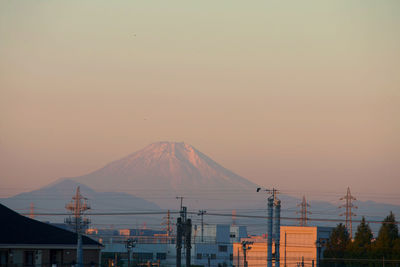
(0, 179), (161, 225)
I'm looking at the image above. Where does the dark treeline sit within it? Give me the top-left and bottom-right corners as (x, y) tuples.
(321, 212), (400, 267)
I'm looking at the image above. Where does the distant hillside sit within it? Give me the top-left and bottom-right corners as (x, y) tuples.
(0, 179), (161, 227)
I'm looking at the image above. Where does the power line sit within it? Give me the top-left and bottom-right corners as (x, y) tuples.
(18, 210), (400, 225)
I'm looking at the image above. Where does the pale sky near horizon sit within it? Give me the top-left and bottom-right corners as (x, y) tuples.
(1, 1), (399, 204)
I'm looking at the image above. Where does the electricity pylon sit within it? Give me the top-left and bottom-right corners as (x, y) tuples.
(297, 196), (311, 226)
(65, 186), (90, 267)
(339, 187), (357, 239)
(162, 210), (173, 242)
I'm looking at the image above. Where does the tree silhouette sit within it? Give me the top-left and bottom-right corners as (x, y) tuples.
(347, 217), (372, 266)
(324, 223), (350, 267)
(372, 212), (399, 265)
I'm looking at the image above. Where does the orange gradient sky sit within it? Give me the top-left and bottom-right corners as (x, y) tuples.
(1, 1), (399, 204)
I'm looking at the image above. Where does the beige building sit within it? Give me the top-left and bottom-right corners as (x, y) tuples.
(233, 226), (332, 267)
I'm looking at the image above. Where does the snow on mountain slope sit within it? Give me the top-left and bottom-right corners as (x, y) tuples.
(72, 142), (260, 209)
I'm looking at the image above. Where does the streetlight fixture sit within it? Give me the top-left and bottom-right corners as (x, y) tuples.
(126, 238), (137, 267)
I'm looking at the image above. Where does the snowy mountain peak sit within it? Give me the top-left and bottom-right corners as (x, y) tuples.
(135, 141), (198, 163)
(107, 141), (214, 175)
(71, 141), (258, 208)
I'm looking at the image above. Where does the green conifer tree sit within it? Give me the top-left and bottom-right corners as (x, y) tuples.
(373, 211), (399, 263)
(353, 217), (373, 249)
(324, 223), (351, 267)
(346, 217), (373, 266)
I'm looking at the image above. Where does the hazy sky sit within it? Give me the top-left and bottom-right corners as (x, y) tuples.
(1, 1), (399, 204)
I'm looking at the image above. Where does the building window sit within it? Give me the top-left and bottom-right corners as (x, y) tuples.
(156, 253), (166, 260)
(24, 251), (34, 266)
(197, 254), (202, 260)
(230, 233), (236, 238)
(211, 254), (216, 260)
(218, 245), (227, 252)
(230, 254), (233, 261)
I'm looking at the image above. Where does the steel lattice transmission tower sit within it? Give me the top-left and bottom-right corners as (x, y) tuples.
(297, 195), (311, 226)
(339, 187), (357, 239)
(65, 186), (91, 267)
(232, 210), (237, 226)
(162, 210), (173, 237)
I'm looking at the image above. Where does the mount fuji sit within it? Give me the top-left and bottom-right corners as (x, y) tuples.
(70, 141), (265, 209)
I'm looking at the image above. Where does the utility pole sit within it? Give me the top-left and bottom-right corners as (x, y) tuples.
(237, 247), (240, 267)
(197, 210), (206, 242)
(176, 202), (192, 267)
(274, 199), (281, 267)
(176, 217), (183, 267)
(232, 210), (237, 226)
(65, 187), (90, 267)
(241, 241), (253, 267)
(176, 196), (184, 211)
(185, 218), (192, 267)
(267, 197), (274, 267)
(316, 240), (322, 267)
(297, 196), (311, 226)
(339, 187), (357, 239)
(126, 238), (136, 267)
(257, 187), (280, 267)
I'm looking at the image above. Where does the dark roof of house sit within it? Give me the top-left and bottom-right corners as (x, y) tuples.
(0, 203), (101, 246)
